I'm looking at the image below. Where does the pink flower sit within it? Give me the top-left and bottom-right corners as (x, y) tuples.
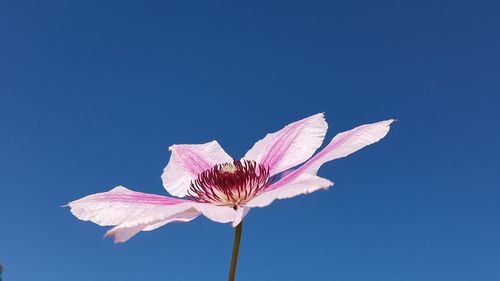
(67, 113), (394, 243)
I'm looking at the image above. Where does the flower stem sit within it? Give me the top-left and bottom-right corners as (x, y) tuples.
(228, 221), (243, 281)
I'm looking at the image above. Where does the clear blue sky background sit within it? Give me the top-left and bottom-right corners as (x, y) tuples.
(1, 1), (499, 280)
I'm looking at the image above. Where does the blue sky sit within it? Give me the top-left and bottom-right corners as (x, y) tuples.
(1, 1), (499, 280)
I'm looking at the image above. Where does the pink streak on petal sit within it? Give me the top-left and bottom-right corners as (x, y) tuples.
(244, 113), (328, 176)
(260, 121), (302, 167)
(173, 146), (214, 175)
(162, 141), (233, 197)
(67, 186), (195, 227)
(96, 187), (187, 205)
(269, 119), (394, 191)
(280, 168), (295, 179)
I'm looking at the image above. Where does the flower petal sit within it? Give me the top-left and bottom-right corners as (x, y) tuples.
(67, 186), (237, 242)
(106, 209), (199, 243)
(67, 186), (191, 226)
(189, 202), (238, 224)
(162, 141), (233, 197)
(247, 173), (333, 208)
(270, 119), (394, 190)
(232, 206), (251, 227)
(244, 113), (328, 176)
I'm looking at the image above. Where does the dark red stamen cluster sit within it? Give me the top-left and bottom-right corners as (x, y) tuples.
(187, 160), (272, 206)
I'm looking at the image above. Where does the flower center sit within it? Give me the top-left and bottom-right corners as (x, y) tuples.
(187, 160), (272, 207)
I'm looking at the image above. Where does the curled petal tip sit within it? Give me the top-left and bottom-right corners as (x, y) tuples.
(103, 230), (120, 243)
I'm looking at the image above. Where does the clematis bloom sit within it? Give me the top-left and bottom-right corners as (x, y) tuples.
(67, 113), (393, 243)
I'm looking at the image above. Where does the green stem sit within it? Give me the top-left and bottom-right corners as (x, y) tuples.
(227, 222), (243, 281)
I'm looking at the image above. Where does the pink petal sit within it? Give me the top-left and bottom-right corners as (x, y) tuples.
(161, 141), (233, 197)
(244, 113), (328, 176)
(67, 186), (191, 226)
(143, 209), (199, 231)
(280, 168), (295, 179)
(247, 173), (333, 208)
(188, 202), (238, 224)
(232, 206), (251, 227)
(270, 119), (394, 191)
(67, 186), (237, 242)
(106, 209), (199, 243)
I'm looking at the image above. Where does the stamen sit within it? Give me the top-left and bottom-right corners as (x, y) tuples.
(187, 160), (272, 207)
(220, 163), (237, 173)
